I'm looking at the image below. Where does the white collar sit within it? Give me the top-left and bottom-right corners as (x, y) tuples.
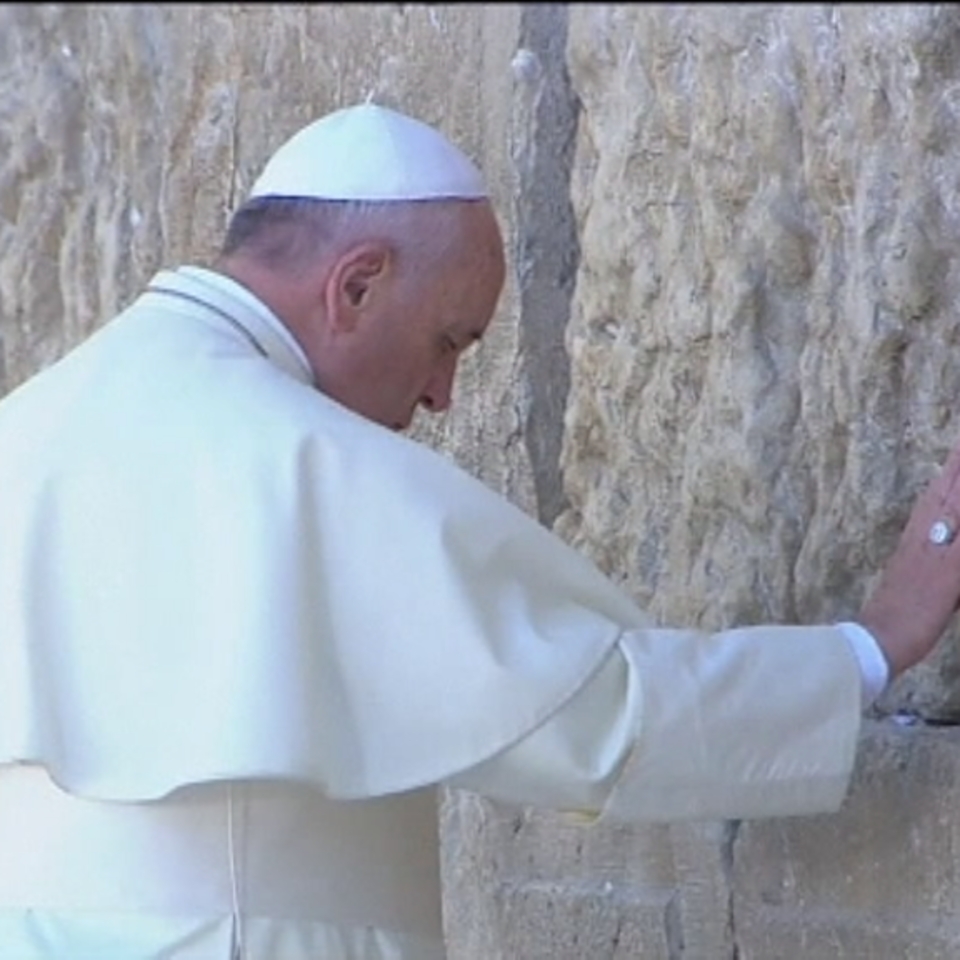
(145, 266), (315, 386)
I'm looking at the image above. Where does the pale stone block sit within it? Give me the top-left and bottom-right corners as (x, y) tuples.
(733, 720), (960, 957)
(563, 3), (960, 719)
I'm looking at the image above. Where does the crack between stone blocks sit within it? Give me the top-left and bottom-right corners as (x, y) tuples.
(664, 889), (685, 960)
(721, 819), (742, 960)
(514, 2), (579, 529)
(227, 64), (241, 215)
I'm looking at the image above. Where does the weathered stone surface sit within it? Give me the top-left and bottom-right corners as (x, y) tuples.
(733, 719), (960, 958)
(441, 788), (742, 959)
(446, 719), (960, 959)
(558, 3), (960, 718)
(441, 791), (686, 959)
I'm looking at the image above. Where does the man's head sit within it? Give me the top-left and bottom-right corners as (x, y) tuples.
(216, 103), (506, 431)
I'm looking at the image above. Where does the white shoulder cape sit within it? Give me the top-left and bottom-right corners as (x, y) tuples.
(0, 268), (649, 801)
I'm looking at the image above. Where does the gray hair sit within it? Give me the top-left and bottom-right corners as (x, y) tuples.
(219, 196), (471, 277)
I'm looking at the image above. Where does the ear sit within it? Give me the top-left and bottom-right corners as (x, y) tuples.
(324, 241), (391, 333)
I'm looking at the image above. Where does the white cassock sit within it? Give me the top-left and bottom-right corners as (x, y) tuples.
(0, 266), (878, 958)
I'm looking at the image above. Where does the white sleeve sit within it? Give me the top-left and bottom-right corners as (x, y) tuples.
(444, 643), (637, 815)
(445, 622), (881, 819)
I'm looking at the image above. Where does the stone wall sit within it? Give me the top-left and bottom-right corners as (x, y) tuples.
(4, 3), (960, 957)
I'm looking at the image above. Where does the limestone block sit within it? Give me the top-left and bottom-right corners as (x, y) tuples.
(443, 722), (960, 959)
(441, 788), (742, 959)
(732, 720), (960, 958)
(442, 791), (685, 959)
(561, 4), (960, 717)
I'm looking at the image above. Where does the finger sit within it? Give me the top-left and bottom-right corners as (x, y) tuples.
(936, 437), (960, 498)
(910, 442), (960, 530)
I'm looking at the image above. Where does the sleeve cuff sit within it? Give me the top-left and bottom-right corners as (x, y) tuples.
(834, 620), (890, 708)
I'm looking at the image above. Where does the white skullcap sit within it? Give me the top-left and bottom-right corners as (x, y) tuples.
(249, 102), (488, 202)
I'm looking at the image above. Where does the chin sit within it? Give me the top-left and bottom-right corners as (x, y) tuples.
(356, 405), (405, 432)
(393, 409), (416, 432)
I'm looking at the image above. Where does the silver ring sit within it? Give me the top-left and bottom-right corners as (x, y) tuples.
(929, 519), (956, 546)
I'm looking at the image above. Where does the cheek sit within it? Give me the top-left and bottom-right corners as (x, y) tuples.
(358, 312), (441, 399)
(362, 339), (427, 408)
(381, 328), (436, 379)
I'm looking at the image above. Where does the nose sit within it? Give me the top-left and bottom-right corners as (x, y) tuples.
(419, 355), (458, 414)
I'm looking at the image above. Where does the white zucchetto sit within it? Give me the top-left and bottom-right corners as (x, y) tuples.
(249, 102), (488, 202)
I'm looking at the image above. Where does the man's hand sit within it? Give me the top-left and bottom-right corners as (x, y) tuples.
(858, 440), (960, 678)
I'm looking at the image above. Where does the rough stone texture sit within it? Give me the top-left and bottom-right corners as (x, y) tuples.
(7, 3), (960, 959)
(444, 720), (960, 959)
(441, 792), (733, 959)
(733, 719), (960, 958)
(558, 3), (960, 718)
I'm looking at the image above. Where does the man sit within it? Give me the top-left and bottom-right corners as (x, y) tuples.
(1, 101), (959, 959)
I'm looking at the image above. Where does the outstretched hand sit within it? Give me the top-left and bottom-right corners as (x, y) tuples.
(857, 440), (960, 678)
